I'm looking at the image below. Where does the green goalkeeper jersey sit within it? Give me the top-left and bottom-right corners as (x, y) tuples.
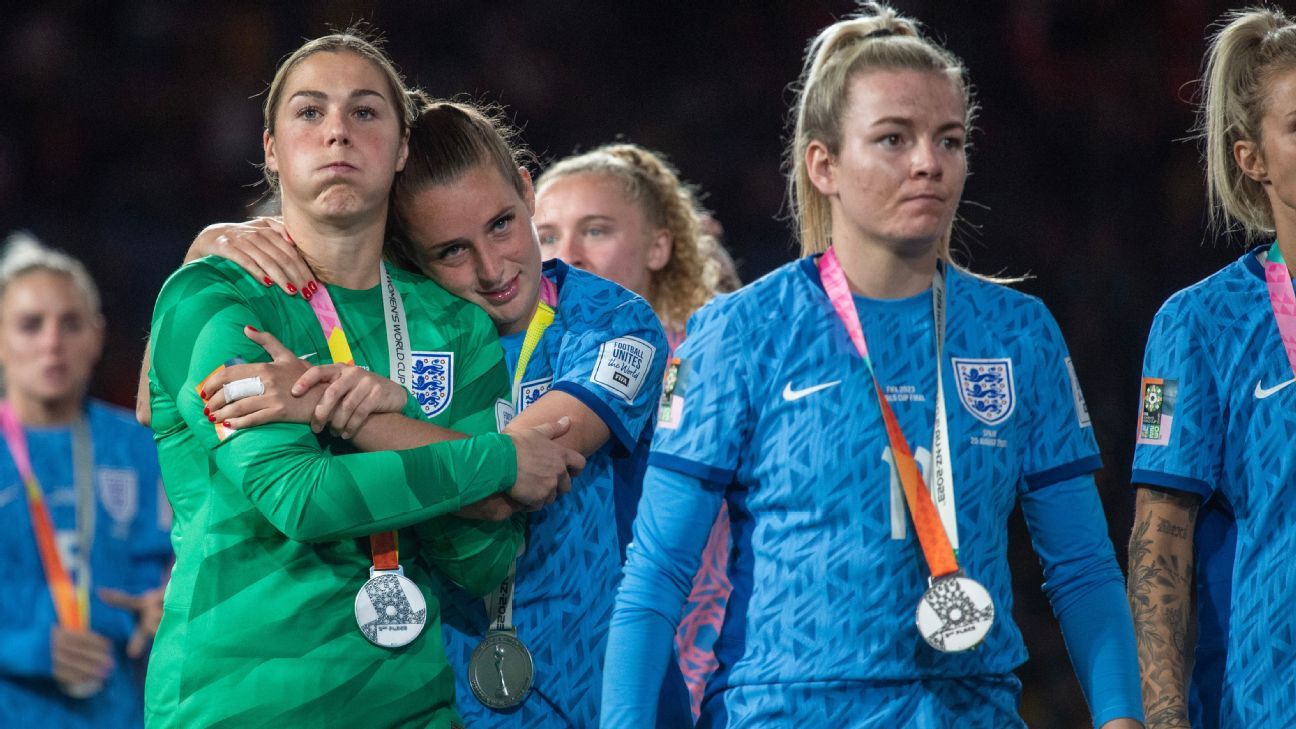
(145, 256), (519, 728)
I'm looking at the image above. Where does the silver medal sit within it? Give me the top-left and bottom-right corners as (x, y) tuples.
(353, 568), (426, 648)
(915, 573), (995, 652)
(469, 631), (534, 709)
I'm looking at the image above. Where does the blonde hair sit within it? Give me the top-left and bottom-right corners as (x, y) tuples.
(261, 28), (417, 189)
(1200, 6), (1296, 238)
(537, 144), (718, 331)
(0, 230), (102, 324)
(787, 2), (974, 258)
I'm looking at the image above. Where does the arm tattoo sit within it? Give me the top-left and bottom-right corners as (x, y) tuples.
(1128, 486), (1199, 729)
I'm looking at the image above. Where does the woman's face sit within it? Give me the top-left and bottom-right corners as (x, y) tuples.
(0, 271), (102, 409)
(263, 51), (409, 226)
(808, 69), (967, 256)
(401, 163), (543, 336)
(534, 172), (670, 297)
(1239, 66), (1296, 237)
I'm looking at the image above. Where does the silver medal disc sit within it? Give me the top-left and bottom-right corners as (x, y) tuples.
(354, 571), (427, 648)
(469, 631), (534, 709)
(915, 574), (995, 653)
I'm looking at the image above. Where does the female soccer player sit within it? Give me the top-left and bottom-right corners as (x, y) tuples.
(1128, 8), (1296, 728)
(143, 35), (578, 727)
(190, 99), (677, 728)
(0, 233), (170, 728)
(602, 4), (1144, 727)
(533, 144), (732, 716)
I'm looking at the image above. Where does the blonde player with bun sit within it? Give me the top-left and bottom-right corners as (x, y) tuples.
(1128, 7), (1296, 728)
(603, 4), (1143, 727)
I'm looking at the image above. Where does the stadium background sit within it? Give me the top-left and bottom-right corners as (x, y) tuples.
(0, 1), (1249, 724)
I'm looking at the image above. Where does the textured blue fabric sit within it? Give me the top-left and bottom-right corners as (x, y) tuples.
(1130, 250), (1290, 727)
(0, 400), (171, 728)
(438, 260), (675, 728)
(606, 256), (1130, 727)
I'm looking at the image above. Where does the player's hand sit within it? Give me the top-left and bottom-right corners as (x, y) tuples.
(506, 416), (584, 510)
(187, 217), (315, 298)
(51, 626), (113, 688)
(98, 586), (164, 659)
(202, 327), (317, 428)
(291, 364), (410, 438)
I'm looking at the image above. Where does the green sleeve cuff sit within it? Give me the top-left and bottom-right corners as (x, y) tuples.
(400, 390), (425, 421)
(407, 432), (516, 509)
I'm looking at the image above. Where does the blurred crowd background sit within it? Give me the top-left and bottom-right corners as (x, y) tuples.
(0, 1), (1253, 724)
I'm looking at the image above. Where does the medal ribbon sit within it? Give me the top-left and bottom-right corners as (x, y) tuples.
(486, 277), (559, 632)
(305, 264), (411, 573)
(1264, 242), (1296, 378)
(0, 402), (92, 630)
(819, 248), (959, 578)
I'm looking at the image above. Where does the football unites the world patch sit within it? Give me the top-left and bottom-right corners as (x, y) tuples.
(591, 336), (656, 402)
(1137, 377), (1177, 446)
(951, 358), (1016, 426)
(411, 351), (454, 418)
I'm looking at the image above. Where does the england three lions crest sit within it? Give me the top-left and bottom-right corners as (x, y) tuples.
(411, 351), (454, 418)
(952, 357), (1015, 426)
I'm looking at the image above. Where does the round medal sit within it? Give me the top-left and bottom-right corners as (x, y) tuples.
(469, 631), (534, 709)
(915, 573), (995, 653)
(353, 571), (427, 648)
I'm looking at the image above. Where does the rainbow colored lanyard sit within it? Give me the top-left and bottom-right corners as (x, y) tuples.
(1264, 241), (1296, 378)
(819, 248), (960, 579)
(510, 277), (559, 408)
(0, 402), (93, 630)
(306, 263), (411, 573)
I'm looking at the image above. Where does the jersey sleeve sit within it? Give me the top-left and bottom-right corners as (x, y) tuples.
(550, 295), (668, 455)
(1020, 474), (1144, 727)
(127, 427), (173, 593)
(1130, 295), (1221, 499)
(648, 300), (752, 484)
(149, 262), (517, 542)
(1017, 301), (1103, 491)
(414, 512), (524, 597)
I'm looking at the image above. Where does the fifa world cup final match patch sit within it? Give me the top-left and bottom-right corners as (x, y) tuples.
(657, 357), (687, 430)
(591, 336), (656, 402)
(1137, 377), (1177, 446)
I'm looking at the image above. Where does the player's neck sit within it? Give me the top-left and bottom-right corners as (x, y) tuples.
(281, 208), (386, 289)
(8, 390), (82, 427)
(832, 233), (938, 300)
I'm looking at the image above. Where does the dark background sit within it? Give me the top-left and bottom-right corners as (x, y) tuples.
(0, 1), (1257, 724)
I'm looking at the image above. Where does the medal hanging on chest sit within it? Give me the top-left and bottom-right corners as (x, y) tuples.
(819, 248), (994, 652)
(307, 264), (426, 648)
(469, 562), (534, 709)
(470, 280), (556, 708)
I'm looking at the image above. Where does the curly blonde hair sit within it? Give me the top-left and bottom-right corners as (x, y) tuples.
(537, 144), (719, 332)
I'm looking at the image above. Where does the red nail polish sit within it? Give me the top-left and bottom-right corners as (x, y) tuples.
(262, 276), (273, 287)
(204, 406), (210, 416)
(309, 280), (318, 293)
(208, 414), (216, 423)
(303, 290), (313, 301)
(247, 325), (259, 333)
(286, 283), (297, 295)
(222, 421), (231, 428)
(199, 388), (206, 400)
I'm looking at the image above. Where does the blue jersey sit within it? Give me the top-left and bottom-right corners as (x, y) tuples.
(438, 260), (669, 728)
(609, 256), (1141, 727)
(1132, 250), (1293, 727)
(0, 400), (172, 729)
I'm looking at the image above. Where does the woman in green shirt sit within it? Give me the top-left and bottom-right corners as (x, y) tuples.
(144, 32), (580, 729)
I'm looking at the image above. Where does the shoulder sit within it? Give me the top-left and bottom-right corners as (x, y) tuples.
(87, 400), (157, 450)
(154, 255), (269, 313)
(1150, 252), (1259, 335)
(390, 263), (497, 337)
(556, 263), (665, 346)
(689, 258), (813, 337)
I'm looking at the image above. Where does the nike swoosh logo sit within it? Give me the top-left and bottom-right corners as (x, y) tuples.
(1255, 376), (1296, 399)
(782, 380), (842, 401)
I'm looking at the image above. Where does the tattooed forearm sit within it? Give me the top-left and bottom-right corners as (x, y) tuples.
(1128, 486), (1200, 729)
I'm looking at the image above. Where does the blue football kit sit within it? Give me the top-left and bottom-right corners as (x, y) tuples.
(1133, 250), (1295, 728)
(605, 256), (1143, 728)
(437, 260), (679, 728)
(0, 400), (172, 728)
